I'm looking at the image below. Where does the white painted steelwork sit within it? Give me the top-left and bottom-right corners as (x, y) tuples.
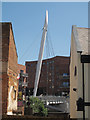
(33, 10), (48, 97)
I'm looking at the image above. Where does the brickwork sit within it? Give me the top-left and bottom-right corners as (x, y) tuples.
(26, 56), (70, 96)
(1, 23), (10, 115)
(1, 23), (18, 115)
(18, 64), (26, 73)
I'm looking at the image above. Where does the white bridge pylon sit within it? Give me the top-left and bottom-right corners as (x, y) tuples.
(33, 10), (48, 97)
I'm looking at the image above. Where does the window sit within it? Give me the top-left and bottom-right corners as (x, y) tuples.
(52, 79), (54, 82)
(52, 61), (54, 63)
(28, 64), (30, 66)
(62, 82), (69, 87)
(20, 70), (23, 73)
(14, 90), (16, 100)
(52, 86), (54, 88)
(43, 62), (45, 65)
(49, 79), (51, 82)
(49, 73), (51, 76)
(74, 66), (77, 76)
(63, 73), (68, 76)
(31, 64), (33, 67)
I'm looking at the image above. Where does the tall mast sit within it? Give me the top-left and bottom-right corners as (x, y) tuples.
(33, 10), (48, 97)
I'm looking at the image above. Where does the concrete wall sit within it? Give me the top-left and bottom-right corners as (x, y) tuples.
(70, 29), (90, 119)
(70, 32), (78, 118)
(83, 63), (90, 119)
(77, 53), (83, 118)
(88, 63), (90, 119)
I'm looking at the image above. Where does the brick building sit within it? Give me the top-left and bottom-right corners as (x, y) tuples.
(1, 22), (18, 115)
(26, 56), (70, 96)
(17, 64), (28, 115)
(18, 64), (26, 74)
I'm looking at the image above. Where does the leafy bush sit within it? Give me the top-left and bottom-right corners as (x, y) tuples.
(26, 97), (48, 116)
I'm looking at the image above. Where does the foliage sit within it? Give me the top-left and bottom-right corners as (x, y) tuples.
(26, 96), (48, 116)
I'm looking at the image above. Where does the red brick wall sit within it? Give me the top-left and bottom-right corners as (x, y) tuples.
(17, 64), (26, 74)
(1, 23), (18, 115)
(7, 23), (18, 114)
(2, 74), (8, 114)
(26, 56), (70, 95)
(8, 24), (18, 73)
(2, 23), (10, 114)
(53, 56), (70, 95)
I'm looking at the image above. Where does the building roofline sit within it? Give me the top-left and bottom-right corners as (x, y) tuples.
(1, 22), (18, 57)
(72, 25), (90, 55)
(0, 22), (12, 24)
(9, 23), (18, 57)
(25, 55), (70, 64)
(72, 25), (83, 52)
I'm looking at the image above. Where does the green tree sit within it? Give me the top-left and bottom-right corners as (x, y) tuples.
(27, 97), (48, 116)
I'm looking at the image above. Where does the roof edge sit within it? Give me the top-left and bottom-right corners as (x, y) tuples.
(25, 55), (70, 64)
(72, 25), (83, 53)
(9, 23), (18, 58)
